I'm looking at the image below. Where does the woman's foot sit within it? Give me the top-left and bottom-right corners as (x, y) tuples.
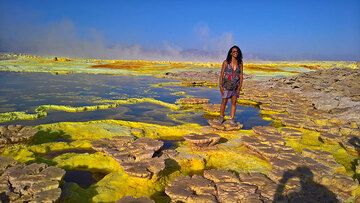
(218, 116), (225, 124)
(228, 118), (237, 126)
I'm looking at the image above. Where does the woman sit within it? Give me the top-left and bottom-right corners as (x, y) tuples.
(218, 45), (243, 125)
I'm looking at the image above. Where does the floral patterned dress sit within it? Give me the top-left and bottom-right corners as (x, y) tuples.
(221, 63), (241, 99)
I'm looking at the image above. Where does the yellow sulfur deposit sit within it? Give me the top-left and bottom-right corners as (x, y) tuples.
(36, 119), (204, 140)
(96, 97), (180, 111)
(38, 121), (133, 140)
(0, 111), (45, 123)
(91, 172), (169, 202)
(0, 97), (184, 123)
(237, 99), (259, 106)
(1, 145), (35, 162)
(175, 137), (272, 175)
(53, 152), (122, 173)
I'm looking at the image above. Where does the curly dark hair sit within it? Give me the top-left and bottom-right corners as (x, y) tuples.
(226, 45), (243, 65)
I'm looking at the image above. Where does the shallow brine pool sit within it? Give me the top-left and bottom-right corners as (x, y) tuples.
(0, 72), (270, 129)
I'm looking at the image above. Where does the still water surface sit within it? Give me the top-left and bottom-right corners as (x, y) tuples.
(0, 72), (270, 129)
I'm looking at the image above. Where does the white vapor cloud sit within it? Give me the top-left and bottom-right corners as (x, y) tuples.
(0, 18), (238, 61)
(194, 23), (235, 57)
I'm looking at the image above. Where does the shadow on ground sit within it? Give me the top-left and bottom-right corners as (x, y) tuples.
(273, 166), (339, 203)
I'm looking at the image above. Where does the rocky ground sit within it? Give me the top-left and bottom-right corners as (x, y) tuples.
(161, 67), (360, 202)
(91, 136), (166, 179)
(164, 70), (253, 87)
(0, 125), (37, 150)
(0, 156), (65, 202)
(0, 67), (359, 202)
(266, 68), (360, 124)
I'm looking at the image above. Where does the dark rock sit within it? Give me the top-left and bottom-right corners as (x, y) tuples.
(252, 126), (280, 136)
(92, 137), (166, 179)
(121, 157), (165, 179)
(280, 127), (303, 138)
(0, 156), (65, 202)
(320, 174), (358, 192)
(165, 175), (217, 203)
(319, 133), (341, 144)
(203, 169), (239, 183)
(165, 169), (269, 203)
(184, 133), (221, 147)
(216, 182), (258, 202)
(0, 125), (37, 148)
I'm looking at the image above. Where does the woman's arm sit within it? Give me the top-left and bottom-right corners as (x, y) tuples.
(240, 61), (244, 90)
(237, 61), (244, 95)
(219, 60), (227, 94)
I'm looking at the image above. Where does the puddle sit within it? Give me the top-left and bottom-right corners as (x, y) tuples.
(153, 139), (179, 157)
(161, 139), (178, 150)
(63, 170), (106, 188)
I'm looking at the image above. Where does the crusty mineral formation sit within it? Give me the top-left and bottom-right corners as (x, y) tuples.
(167, 165), (357, 203)
(170, 68), (360, 202)
(204, 170), (261, 203)
(231, 68), (360, 200)
(280, 127), (303, 139)
(201, 103), (221, 113)
(222, 120), (243, 130)
(165, 169), (269, 202)
(175, 97), (209, 105)
(238, 70), (360, 138)
(239, 125), (358, 202)
(92, 135), (134, 152)
(116, 196), (155, 203)
(203, 169), (239, 183)
(207, 119), (243, 131)
(164, 71), (220, 86)
(340, 136), (359, 156)
(207, 119), (226, 130)
(183, 133), (221, 147)
(121, 157), (166, 178)
(239, 172), (278, 200)
(92, 136), (166, 178)
(279, 68), (360, 111)
(0, 156), (65, 202)
(163, 70), (252, 87)
(165, 175), (217, 202)
(0, 125), (37, 148)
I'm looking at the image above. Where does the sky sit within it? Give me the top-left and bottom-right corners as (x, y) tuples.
(0, 0), (359, 61)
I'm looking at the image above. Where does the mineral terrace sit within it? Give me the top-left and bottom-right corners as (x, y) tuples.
(0, 55), (358, 202)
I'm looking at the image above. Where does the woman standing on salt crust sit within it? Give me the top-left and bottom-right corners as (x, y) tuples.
(218, 45), (244, 125)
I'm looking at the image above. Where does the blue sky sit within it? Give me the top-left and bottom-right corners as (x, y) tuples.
(0, 0), (359, 61)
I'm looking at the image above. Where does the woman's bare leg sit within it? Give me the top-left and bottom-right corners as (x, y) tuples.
(230, 95), (237, 119)
(220, 98), (228, 117)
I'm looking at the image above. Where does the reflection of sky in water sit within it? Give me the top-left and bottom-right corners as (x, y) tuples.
(0, 72), (181, 112)
(0, 72), (270, 129)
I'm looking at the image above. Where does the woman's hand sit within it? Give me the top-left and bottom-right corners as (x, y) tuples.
(220, 86), (224, 96)
(236, 84), (242, 97)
